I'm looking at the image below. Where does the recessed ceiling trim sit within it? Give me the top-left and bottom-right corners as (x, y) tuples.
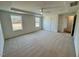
(11, 7), (41, 15)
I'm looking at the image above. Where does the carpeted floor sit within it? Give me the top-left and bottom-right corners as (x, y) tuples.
(3, 30), (76, 57)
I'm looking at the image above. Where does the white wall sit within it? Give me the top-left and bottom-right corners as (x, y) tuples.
(43, 14), (58, 32)
(0, 20), (4, 56)
(0, 11), (42, 39)
(74, 10), (79, 57)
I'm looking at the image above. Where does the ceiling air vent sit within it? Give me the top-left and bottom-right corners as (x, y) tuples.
(70, 1), (78, 7)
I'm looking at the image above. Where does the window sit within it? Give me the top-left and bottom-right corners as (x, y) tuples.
(11, 15), (23, 31)
(35, 17), (40, 27)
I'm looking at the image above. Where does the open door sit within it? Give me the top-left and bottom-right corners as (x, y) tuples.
(71, 15), (77, 36)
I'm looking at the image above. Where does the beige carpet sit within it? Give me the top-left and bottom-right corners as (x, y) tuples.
(3, 30), (76, 57)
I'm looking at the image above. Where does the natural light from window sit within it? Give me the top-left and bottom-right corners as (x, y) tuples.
(11, 15), (23, 31)
(35, 17), (40, 27)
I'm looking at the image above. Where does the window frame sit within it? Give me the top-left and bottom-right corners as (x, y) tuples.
(11, 14), (23, 31)
(35, 16), (41, 27)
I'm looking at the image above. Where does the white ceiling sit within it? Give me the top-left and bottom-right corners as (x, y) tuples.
(41, 1), (79, 14)
(0, 1), (78, 14)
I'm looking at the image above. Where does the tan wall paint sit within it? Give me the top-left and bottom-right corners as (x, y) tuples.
(67, 16), (74, 31)
(58, 15), (67, 32)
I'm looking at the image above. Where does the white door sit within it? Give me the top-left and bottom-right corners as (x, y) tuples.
(43, 16), (51, 31)
(50, 15), (58, 32)
(43, 15), (58, 32)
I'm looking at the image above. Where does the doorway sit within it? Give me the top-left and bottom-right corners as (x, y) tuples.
(64, 16), (74, 33)
(58, 14), (75, 35)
